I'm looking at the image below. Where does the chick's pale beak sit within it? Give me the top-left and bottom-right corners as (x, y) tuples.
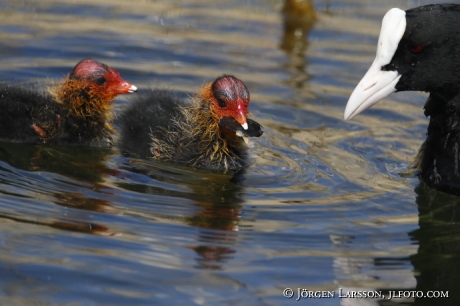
(117, 81), (138, 94)
(128, 84), (138, 93)
(234, 100), (248, 130)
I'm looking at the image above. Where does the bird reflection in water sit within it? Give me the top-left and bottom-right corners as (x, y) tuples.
(120, 161), (245, 270)
(409, 183), (460, 304)
(279, 0), (316, 88)
(185, 173), (243, 270)
(332, 183), (460, 304)
(178, 171), (244, 270)
(0, 142), (118, 236)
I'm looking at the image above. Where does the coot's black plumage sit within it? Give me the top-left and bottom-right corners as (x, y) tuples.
(0, 59), (137, 147)
(119, 75), (263, 172)
(344, 4), (460, 194)
(119, 90), (181, 158)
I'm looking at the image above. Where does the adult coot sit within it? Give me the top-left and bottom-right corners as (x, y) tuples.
(344, 4), (460, 194)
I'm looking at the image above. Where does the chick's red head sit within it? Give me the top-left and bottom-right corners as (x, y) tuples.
(211, 75), (250, 130)
(70, 58), (137, 99)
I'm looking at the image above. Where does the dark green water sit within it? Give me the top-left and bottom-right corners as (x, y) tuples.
(0, 0), (458, 305)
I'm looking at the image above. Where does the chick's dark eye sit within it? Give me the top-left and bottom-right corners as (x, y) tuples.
(216, 97), (227, 108)
(410, 44), (423, 53)
(95, 76), (106, 85)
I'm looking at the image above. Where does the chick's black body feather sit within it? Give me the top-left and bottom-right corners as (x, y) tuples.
(0, 83), (112, 147)
(0, 83), (62, 143)
(119, 90), (183, 158)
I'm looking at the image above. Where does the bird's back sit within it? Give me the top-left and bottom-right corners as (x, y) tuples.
(119, 89), (186, 158)
(0, 83), (61, 143)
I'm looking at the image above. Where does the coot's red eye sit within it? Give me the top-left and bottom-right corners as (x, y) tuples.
(410, 44), (423, 53)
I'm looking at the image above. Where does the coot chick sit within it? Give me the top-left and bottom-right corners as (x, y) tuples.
(344, 4), (460, 194)
(119, 75), (263, 172)
(0, 58), (137, 147)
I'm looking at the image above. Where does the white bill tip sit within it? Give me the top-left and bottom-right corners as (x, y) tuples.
(128, 85), (138, 93)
